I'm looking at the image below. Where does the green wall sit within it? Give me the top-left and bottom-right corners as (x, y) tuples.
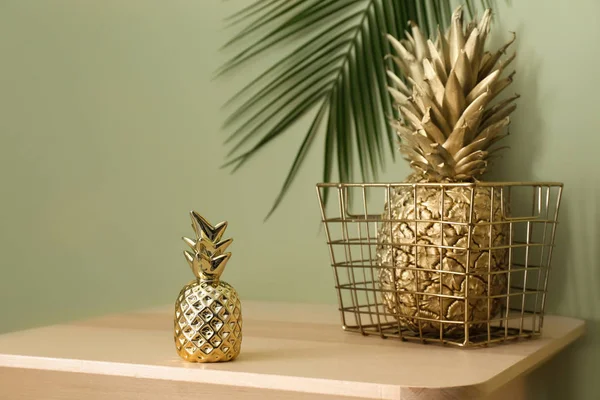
(0, 1), (598, 398)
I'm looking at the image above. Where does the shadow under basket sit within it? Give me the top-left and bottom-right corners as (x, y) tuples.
(316, 182), (564, 347)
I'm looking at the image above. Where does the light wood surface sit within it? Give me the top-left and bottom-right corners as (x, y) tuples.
(0, 301), (584, 400)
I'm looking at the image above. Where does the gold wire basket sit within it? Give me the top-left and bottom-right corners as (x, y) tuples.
(316, 182), (563, 347)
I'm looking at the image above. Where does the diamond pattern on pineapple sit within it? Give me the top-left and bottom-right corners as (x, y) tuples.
(174, 280), (242, 362)
(200, 308), (214, 322)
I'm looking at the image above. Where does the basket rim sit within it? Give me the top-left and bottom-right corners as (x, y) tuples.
(316, 181), (564, 188)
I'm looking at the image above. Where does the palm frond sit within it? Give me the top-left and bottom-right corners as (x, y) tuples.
(218, 0), (493, 218)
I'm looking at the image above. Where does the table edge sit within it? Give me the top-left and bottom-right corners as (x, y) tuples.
(0, 318), (584, 400)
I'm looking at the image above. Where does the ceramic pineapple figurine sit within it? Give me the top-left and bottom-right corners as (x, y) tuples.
(174, 211), (242, 362)
(377, 6), (516, 334)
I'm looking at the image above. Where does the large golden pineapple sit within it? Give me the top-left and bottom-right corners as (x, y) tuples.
(376, 7), (517, 335)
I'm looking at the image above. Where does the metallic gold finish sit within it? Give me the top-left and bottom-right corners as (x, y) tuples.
(375, 7), (522, 336)
(174, 211), (242, 362)
(385, 7), (518, 182)
(316, 182), (563, 347)
(377, 180), (509, 334)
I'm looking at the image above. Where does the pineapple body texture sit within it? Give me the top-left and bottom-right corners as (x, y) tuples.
(377, 181), (508, 334)
(174, 279), (242, 362)
(376, 6), (518, 335)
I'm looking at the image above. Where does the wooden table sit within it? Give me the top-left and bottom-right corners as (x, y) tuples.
(0, 301), (584, 400)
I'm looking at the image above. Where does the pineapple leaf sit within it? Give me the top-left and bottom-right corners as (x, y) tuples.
(219, 0), (496, 219)
(199, 252), (232, 278)
(182, 236), (197, 251)
(198, 237), (234, 257)
(183, 250), (194, 267)
(190, 211), (228, 243)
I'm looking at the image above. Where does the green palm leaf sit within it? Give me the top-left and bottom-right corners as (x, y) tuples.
(218, 0), (493, 218)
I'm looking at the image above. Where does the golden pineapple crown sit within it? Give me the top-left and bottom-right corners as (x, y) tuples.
(182, 211), (232, 281)
(387, 6), (518, 181)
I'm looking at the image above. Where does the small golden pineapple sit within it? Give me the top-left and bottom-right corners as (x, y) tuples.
(174, 211), (242, 362)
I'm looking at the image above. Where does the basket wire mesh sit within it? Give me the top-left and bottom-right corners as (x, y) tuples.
(316, 182), (563, 347)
